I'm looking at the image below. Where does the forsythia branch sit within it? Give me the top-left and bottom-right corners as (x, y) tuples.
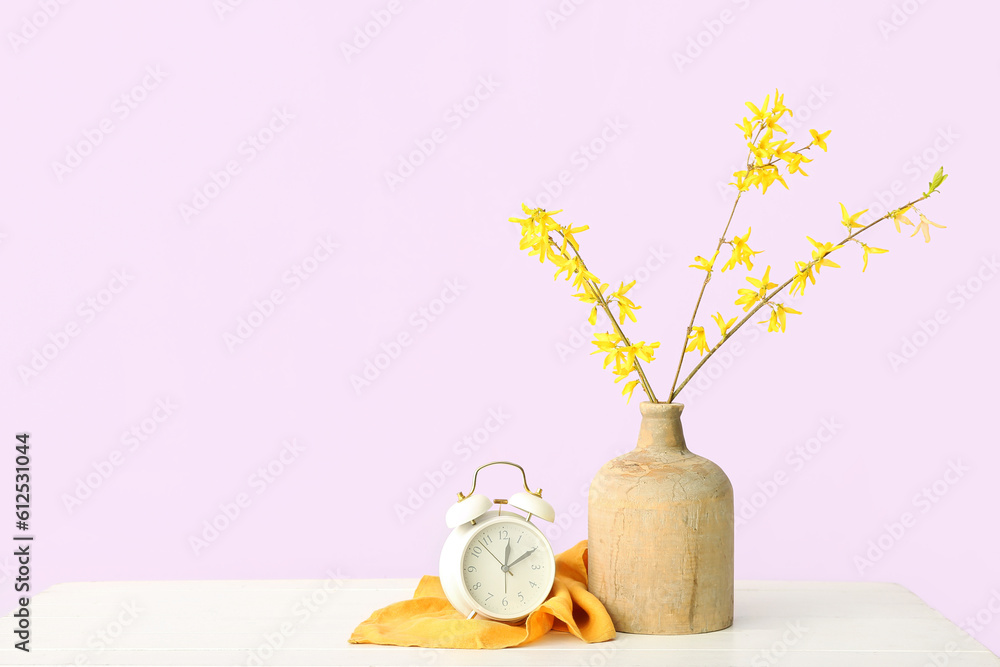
(671, 194), (929, 400)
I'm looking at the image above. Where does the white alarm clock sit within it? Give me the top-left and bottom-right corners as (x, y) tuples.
(439, 461), (557, 622)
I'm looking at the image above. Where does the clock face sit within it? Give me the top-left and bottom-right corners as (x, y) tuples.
(460, 518), (554, 619)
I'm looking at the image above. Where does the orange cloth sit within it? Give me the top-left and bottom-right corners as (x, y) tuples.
(349, 540), (616, 648)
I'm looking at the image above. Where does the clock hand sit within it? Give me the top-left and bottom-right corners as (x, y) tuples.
(503, 539), (511, 595)
(506, 546), (537, 571)
(479, 539), (514, 576)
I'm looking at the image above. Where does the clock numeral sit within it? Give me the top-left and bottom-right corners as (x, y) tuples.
(499, 528), (508, 540)
(518, 592), (524, 603)
(531, 564), (542, 570)
(517, 534), (523, 543)
(471, 582), (482, 590)
(485, 593), (493, 602)
(481, 534), (493, 545)
(471, 546), (482, 557)
(502, 596), (508, 607)
(529, 581), (538, 589)
(466, 565), (477, 572)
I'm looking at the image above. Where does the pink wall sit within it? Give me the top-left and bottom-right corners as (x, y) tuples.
(3, 0), (998, 654)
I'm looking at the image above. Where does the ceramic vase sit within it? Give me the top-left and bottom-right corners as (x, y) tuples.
(587, 401), (734, 634)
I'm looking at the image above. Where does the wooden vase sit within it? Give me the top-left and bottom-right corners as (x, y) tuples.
(587, 401), (734, 634)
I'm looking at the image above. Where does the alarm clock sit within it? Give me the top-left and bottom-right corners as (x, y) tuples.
(439, 461), (557, 622)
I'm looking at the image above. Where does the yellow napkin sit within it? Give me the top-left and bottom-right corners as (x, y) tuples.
(348, 539), (616, 648)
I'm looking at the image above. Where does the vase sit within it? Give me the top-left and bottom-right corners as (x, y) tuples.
(587, 401), (734, 634)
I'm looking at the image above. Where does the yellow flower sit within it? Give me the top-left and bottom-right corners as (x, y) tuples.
(911, 212), (946, 243)
(771, 89), (792, 120)
(860, 243), (888, 271)
(735, 287), (759, 311)
(745, 94), (771, 123)
(747, 264), (777, 296)
(512, 205), (565, 264)
(590, 332), (624, 370)
(712, 311), (737, 337)
(786, 156), (809, 177)
(630, 341), (660, 363)
(573, 282), (608, 325)
(509, 203), (562, 226)
(806, 236), (843, 273)
(722, 227), (762, 272)
(809, 129), (831, 152)
(558, 223), (589, 252)
(891, 206), (915, 233)
(789, 261), (815, 296)
(763, 114), (787, 134)
(611, 280), (641, 324)
(839, 202), (869, 230)
(757, 164), (788, 194)
(735, 117), (754, 140)
(689, 251), (718, 272)
(731, 169), (752, 191)
(735, 265), (777, 311)
(553, 256), (597, 288)
(760, 303), (802, 333)
(685, 326), (709, 356)
(621, 379), (640, 403)
(608, 341), (659, 378)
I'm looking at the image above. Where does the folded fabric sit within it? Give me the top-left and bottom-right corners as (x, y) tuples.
(348, 539), (616, 649)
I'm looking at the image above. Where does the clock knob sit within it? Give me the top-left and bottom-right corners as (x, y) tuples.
(508, 491), (555, 522)
(445, 493), (492, 528)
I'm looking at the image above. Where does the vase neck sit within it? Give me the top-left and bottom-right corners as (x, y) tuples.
(636, 402), (688, 453)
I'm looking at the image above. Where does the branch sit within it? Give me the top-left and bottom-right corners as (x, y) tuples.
(671, 194), (928, 400)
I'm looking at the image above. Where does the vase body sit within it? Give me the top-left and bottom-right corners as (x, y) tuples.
(588, 402), (734, 634)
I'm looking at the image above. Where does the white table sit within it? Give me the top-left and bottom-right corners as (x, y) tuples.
(1, 579), (997, 666)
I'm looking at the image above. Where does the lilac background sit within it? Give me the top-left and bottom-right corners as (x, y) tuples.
(2, 0), (999, 654)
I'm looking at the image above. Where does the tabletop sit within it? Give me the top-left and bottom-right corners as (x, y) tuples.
(1, 578), (998, 666)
